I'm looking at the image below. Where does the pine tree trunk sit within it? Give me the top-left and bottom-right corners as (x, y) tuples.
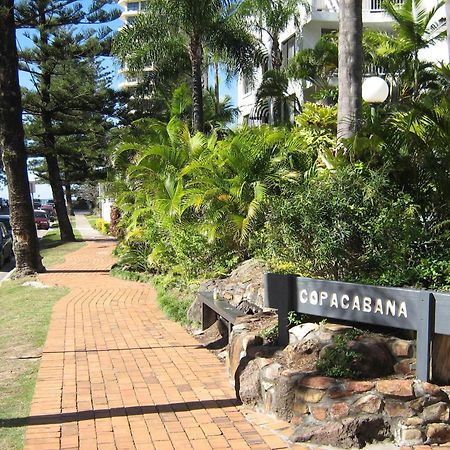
(189, 34), (204, 132)
(65, 183), (74, 216)
(38, 6), (74, 242)
(46, 154), (75, 241)
(337, 0), (363, 140)
(0, 0), (45, 276)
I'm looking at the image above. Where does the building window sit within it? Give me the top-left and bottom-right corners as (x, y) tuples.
(127, 2), (139, 11)
(282, 34), (297, 66)
(243, 74), (252, 94)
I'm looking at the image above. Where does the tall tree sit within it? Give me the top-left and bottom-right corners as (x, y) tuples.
(337, 0), (363, 140)
(16, 0), (118, 241)
(113, 0), (256, 132)
(239, 0), (308, 124)
(0, 0), (45, 275)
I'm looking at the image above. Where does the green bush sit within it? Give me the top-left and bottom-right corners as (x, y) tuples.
(251, 166), (422, 286)
(95, 218), (110, 235)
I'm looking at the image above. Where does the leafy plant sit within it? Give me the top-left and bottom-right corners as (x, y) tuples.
(316, 329), (364, 379)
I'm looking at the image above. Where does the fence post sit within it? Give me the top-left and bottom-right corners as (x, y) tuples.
(416, 293), (435, 381)
(264, 273), (295, 346)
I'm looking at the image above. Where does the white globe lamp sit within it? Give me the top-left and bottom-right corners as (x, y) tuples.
(362, 76), (389, 104)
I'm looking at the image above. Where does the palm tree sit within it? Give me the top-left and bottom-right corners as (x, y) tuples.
(0, 0), (45, 275)
(383, 0), (446, 98)
(239, 0), (309, 124)
(337, 0), (363, 140)
(113, 0), (256, 132)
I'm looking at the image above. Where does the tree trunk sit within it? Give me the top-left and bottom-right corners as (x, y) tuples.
(65, 183), (75, 216)
(38, 5), (74, 242)
(432, 335), (450, 384)
(0, 0), (45, 276)
(46, 154), (75, 241)
(189, 34), (204, 132)
(337, 0), (363, 140)
(446, 0), (450, 62)
(271, 34), (283, 125)
(214, 62), (220, 116)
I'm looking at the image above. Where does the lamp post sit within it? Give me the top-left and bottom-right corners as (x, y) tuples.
(362, 76), (389, 122)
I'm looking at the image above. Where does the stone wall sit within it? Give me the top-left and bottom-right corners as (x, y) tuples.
(227, 321), (450, 448)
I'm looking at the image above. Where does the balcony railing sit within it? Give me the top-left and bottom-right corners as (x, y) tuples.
(313, 0), (402, 13)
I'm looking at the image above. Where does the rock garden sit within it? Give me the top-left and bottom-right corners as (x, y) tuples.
(189, 260), (450, 449)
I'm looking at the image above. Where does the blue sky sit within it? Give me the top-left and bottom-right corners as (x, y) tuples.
(0, 2), (238, 199)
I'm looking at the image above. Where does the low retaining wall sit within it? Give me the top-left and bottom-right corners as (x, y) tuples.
(227, 321), (450, 448)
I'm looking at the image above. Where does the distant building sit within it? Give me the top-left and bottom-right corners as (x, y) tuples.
(237, 0), (447, 125)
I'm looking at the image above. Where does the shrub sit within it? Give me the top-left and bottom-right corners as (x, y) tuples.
(95, 218), (110, 235)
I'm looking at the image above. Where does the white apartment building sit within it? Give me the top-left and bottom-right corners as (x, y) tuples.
(237, 0), (447, 125)
(117, 0), (148, 90)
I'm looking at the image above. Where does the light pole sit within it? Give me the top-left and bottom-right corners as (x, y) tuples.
(362, 76), (389, 122)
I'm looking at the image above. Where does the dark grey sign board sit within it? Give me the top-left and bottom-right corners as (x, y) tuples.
(264, 273), (450, 382)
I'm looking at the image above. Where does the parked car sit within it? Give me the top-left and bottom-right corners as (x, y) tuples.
(0, 222), (13, 268)
(0, 215), (12, 237)
(34, 210), (50, 230)
(41, 204), (57, 221)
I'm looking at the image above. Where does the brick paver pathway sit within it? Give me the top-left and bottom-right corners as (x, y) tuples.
(23, 215), (294, 450)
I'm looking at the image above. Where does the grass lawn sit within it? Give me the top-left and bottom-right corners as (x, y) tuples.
(85, 213), (99, 230)
(0, 220), (83, 449)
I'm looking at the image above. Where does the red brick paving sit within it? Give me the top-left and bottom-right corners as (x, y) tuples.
(23, 238), (293, 449)
(23, 220), (450, 450)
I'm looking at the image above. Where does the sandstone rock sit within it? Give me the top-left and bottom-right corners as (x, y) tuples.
(345, 381), (375, 393)
(330, 402), (350, 419)
(414, 381), (449, 400)
(376, 380), (414, 398)
(329, 380), (373, 399)
(398, 427), (424, 446)
(238, 359), (261, 405)
(384, 399), (413, 417)
(353, 394), (383, 414)
(291, 416), (390, 448)
(426, 423), (450, 444)
(394, 358), (415, 375)
(298, 375), (335, 390)
(296, 387), (325, 403)
(271, 372), (299, 421)
(187, 297), (202, 323)
(289, 323), (319, 345)
(422, 402), (450, 423)
(227, 330), (263, 381)
(293, 398), (308, 415)
(349, 340), (395, 378)
(311, 405), (328, 421)
(387, 338), (414, 358)
(403, 416), (424, 427)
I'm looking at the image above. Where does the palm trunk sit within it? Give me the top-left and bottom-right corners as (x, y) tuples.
(446, 0), (450, 62)
(271, 34), (283, 125)
(0, 0), (45, 276)
(337, 0), (363, 141)
(46, 154), (75, 241)
(214, 62), (220, 116)
(65, 183), (74, 216)
(189, 34), (204, 132)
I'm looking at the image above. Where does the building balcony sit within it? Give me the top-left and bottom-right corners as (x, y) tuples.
(310, 0), (399, 24)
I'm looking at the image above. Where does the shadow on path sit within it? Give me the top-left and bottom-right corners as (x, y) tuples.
(0, 399), (241, 428)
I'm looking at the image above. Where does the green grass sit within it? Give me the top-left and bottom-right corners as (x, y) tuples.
(40, 225), (84, 268)
(85, 213), (99, 230)
(0, 278), (68, 450)
(0, 219), (86, 449)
